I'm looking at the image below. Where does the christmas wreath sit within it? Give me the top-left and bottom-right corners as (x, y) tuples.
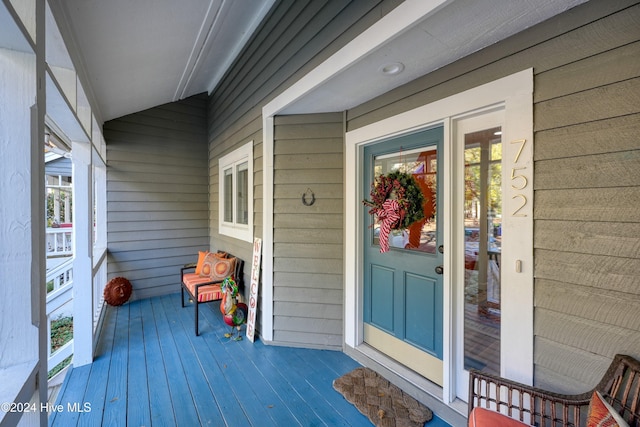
(363, 171), (425, 253)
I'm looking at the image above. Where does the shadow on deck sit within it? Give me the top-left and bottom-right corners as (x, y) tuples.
(50, 293), (451, 426)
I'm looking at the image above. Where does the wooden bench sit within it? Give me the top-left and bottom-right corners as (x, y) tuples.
(180, 252), (244, 336)
(468, 354), (640, 426)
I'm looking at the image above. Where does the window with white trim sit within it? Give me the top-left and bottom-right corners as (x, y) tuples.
(219, 141), (253, 242)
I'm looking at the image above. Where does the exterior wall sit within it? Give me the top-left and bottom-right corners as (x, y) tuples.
(345, 1), (640, 393)
(104, 94), (209, 299)
(532, 3), (640, 391)
(273, 113), (344, 348)
(45, 156), (72, 176)
(207, 0), (399, 343)
(208, 121), (262, 283)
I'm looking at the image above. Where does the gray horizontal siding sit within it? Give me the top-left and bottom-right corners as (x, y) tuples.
(271, 113), (344, 349)
(521, 2), (639, 391)
(207, 0), (395, 343)
(105, 94), (209, 300)
(535, 114), (640, 160)
(345, 0), (640, 393)
(45, 157), (72, 177)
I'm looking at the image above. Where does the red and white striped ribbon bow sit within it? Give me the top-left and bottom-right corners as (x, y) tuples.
(377, 199), (401, 253)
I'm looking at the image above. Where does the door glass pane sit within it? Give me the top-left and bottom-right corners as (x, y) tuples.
(464, 126), (501, 376)
(236, 161), (248, 225)
(371, 147), (437, 253)
(223, 168), (233, 222)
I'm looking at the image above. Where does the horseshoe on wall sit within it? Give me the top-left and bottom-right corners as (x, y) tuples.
(302, 188), (315, 206)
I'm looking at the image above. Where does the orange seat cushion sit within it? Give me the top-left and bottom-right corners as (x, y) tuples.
(183, 273), (223, 302)
(469, 407), (530, 427)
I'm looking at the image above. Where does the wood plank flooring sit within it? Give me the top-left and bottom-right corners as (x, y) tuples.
(49, 293), (451, 426)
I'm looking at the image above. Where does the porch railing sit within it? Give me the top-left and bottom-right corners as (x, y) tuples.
(46, 227), (73, 257)
(93, 251), (107, 332)
(46, 257), (74, 374)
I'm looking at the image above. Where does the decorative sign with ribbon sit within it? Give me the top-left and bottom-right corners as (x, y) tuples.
(246, 237), (262, 342)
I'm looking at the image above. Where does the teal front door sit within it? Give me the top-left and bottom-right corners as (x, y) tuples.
(363, 126), (444, 384)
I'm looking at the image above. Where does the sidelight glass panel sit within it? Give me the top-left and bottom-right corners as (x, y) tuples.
(463, 126), (502, 376)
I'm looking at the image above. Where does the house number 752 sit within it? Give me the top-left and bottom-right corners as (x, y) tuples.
(510, 139), (528, 217)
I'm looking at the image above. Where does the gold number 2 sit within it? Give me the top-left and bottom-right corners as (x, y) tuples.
(512, 194), (527, 217)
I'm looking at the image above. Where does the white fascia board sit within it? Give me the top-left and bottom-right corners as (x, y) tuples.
(263, 0), (450, 118)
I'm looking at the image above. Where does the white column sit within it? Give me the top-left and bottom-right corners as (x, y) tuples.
(72, 140), (94, 366)
(0, 0), (47, 425)
(0, 49), (40, 427)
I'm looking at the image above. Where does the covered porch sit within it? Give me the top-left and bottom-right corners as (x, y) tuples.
(3, 1), (639, 426)
(50, 293), (451, 426)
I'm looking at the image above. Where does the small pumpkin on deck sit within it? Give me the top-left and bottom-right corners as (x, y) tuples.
(103, 276), (132, 306)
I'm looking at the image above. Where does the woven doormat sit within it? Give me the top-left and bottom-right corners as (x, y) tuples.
(333, 367), (433, 427)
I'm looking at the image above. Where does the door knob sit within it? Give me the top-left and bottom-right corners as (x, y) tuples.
(435, 265), (444, 275)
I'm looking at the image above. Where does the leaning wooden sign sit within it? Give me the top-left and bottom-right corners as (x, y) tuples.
(246, 237), (262, 342)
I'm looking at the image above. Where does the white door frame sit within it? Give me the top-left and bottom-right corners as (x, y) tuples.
(345, 69), (534, 404)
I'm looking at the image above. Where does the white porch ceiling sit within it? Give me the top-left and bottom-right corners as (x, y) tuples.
(52, 0), (275, 122)
(52, 0), (587, 122)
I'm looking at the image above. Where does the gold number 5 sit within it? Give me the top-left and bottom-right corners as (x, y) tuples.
(511, 166), (528, 190)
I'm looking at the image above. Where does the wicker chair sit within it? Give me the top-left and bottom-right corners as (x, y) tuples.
(468, 354), (640, 426)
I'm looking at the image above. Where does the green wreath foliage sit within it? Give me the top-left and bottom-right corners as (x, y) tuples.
(363, 170), (425, 229)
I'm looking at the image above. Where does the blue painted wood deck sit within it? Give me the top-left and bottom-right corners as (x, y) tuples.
(50, 293), (450, 426)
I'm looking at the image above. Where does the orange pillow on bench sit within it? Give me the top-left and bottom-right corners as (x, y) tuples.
(194, 250), (209, 275)
(468, 407), (530, 427)
(200, 252), (235, 281)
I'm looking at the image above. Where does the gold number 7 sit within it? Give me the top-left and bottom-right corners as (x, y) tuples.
(510, 139), (527, 163)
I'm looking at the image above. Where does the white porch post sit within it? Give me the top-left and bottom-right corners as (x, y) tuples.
(72, 140), (94, 366)
(0, 0), (47, 424)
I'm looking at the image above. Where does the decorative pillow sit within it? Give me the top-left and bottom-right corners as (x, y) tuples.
(194, 250), (209, 275)
(468, 407), (530, 427)
(587, 391), (629, 427)
(200, 252), (236, 281)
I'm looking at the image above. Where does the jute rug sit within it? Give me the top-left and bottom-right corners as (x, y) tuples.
(333, 367), (433, 427)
